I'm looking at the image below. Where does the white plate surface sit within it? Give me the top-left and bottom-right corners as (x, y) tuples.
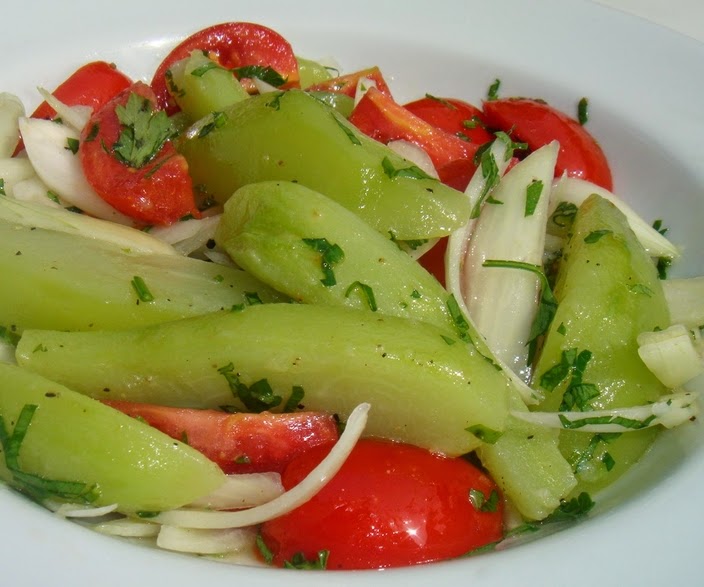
(1, 0), (702, 585)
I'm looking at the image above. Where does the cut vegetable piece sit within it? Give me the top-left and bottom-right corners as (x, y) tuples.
(0, 362), (224, 511)
(0, 93), (25, 157)
(549, 176), (680, 260)
(179, 90), (469, 240)
(0, 196), (177, 256)
(0, 221), (285, 333)
(637, 325), (704, 388)
(533, 194), (671, 495)
(16, 304), (508, 456)
(167, 51), (249, 122)
(462, 142), (558, 383)
(662, 277), (704, 328)
(0, 157), (36, 197)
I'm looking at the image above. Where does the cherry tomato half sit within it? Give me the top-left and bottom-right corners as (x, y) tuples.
(260, 439), (504, 569)
(150, 22), (300, 114)
(79, 82), (198, 225)
(482, 97), (613, 190)
(104, 400), (339, 475)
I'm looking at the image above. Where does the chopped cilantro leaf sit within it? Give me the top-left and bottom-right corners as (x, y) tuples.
(381, 156), (434, 180)
(234, 65), (287, 87)
(486, 79), (501, 101)
(584, 229), (612, 244)
(303, 237), (345, 287)
(524, 179), (544, 217)
(577, 97), (589, 125)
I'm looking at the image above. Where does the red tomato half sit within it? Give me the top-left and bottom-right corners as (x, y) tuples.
(30, 61), (132, 120)
(404, 96), (494, 147)
(260, 439), (504, 569)
(418, 236), (448, 287)
(306, 66), (392, 98)
(482, 98), (613, 190)
(150, 22), (300, 114)
(79, 82), (198, 225)
(104, 400), (339, 474)
(349, 87), (481, 191)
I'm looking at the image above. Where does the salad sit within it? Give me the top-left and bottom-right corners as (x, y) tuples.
(0, 14), (702, 575)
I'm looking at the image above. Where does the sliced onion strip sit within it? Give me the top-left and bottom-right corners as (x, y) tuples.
(152, 403), (370, 529)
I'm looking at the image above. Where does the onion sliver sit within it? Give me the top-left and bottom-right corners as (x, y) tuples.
(189, 472), (284, 510)
(157, 526), (256, 555)
(152, 403), (370, 529)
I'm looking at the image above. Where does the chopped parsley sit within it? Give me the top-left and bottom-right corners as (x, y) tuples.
(303, 237), (344, 287)
(486, 78), (501, 101)
(113, 92), (174, 168)
(65, 137), (80, 154)
(469, 488), (500, 512)
(130, 275), (154, 303)
(577, 97), (589, 125)
(550, 201), (578, 230)
(584, 229), (612, 244)
(524, 179), (544, 217)
(234, 65), (287, 87)
(466, 424), (503, 444)
(381, 156), (434, 180)
(331, 113), (362, 145)
(344, 281), (378, 311)
(197, 111), (228, 138)
(284, 550), (329, 570)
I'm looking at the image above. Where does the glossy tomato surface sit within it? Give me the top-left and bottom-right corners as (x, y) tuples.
(260, 439), (503, 569)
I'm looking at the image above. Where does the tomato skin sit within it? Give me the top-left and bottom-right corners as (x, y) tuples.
(404, 96), (494, 147)
(150, 22), (300, 114)
(349, 87), (481, 191)
(260, 439), (503, 570)
(103, 400), (339, 475)
(306, 66), (392, 98)
(30, 61), (133, 120)
(482, 98), (613, 190)
(418, 236), (448, 287)
(79, 82), (198, 225)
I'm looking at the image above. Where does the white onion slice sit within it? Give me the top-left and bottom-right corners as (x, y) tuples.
(353, 76), (377, 106)
(549, 176), (680, 260)
(157, 526), (256, 555)
(188, 472), (284, 510)
(0, 93), (25, 158)
(149, 214), (221, 256)
(92, 518), (160, 538)
(637, 325), (704, 388)
(512, 391), (699, 432)
(0, 157), (36, 197)
(53, 502), (119, 518)
(18, 117), (133, 225)
(36, 87), (92, 131)
(152, 402), (370, 529)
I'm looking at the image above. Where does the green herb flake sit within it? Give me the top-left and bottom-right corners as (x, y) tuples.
(46, 191), (61, 204)
(84, 123), (100, 142)
(656, 256), (671, 280)
(234, 65), (287, 87)
(486, 78), (501, 101)
(283, 385), (305, 413)
(469, 488), (500, 512)
(190, 61), (220, 77)
(544, 492), (595, 522)
(0, 325), (20, 347)
(602, 452), (616, 471)
(584, 229), (612, 244)
(256, 534), (275, 564)
(113, 92), (174, 169)
(331, 113), (362, 145)
(557, 322), (567, 335)
(284, 550), (329, 570)
(197, 111), (228, 138)
(136, 510), (160, 519)
(303, 237), (345, 287)
(65, 137), (80, 154)
(441, 334), (457, 345)
(550, 201), (578, 229)
(524, 179), (544, 216)
(466, 424), (503, 444)
(131, 275), (155, 303)
(381, 156), (434, 181)
(345, 281), (378, 311)
(218, 363), (283, 413)
(265, 91), (285, 111)
(0, 178), (5, 196)
(577, 97), (589, 125)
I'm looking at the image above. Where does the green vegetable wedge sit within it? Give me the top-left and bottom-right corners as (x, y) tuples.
(533, 194), (670, 495)
(0, 362), (224, 511)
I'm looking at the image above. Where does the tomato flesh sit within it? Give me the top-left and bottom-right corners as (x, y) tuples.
(260, 439), (503, 569)
(349, 87), (482, 191)
(79, 82), (199, 226)
(31, 61), (132, 120)
(404, 96), (494, 147)
(104, 400), (339, 474)
(150, 22), (300, 114)
(482, 97), (613, 190)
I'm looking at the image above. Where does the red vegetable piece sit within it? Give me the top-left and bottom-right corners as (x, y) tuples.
(79, 81), (199, 226)
(150, 22), (300, 114)
(30, 61), (132, 121)
(260, 439), (504, 569)
(103, 400), (339, 475)
(482, 97), (613, 190)
(405, 95), (494, 147)
(418, 236), (448, 287)
(306, 66), (392, 98)
(349, 87), (481, 191)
